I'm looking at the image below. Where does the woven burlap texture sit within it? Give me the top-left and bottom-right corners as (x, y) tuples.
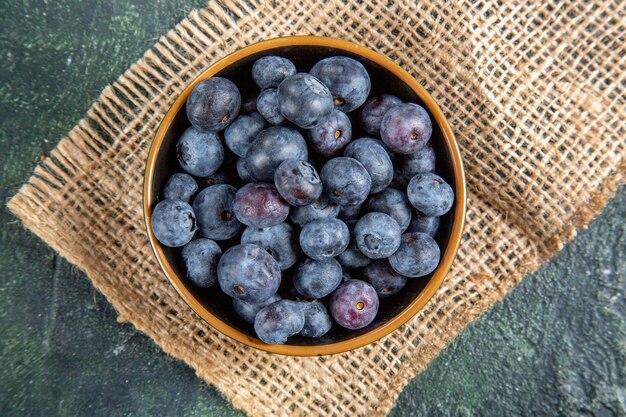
(8, 1), (626, 416)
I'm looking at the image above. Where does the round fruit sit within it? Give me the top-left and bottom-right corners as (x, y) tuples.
(330, 279), (379, 330)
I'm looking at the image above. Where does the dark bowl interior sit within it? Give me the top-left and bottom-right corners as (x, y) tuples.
(150, 45), (456, 346)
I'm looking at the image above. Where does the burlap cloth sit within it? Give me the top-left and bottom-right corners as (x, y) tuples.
(8, 1), (625, 416)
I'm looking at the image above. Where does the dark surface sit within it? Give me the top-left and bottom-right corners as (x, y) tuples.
(1, 1), (624, 416)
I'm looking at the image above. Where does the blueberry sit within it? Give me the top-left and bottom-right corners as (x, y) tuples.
(241, 223), (298, 270)
(252, 56), (297, 89)
(407, 173), (454, 217)
(320, 157), (372, 206)
(162, 173), (198, 202)
(181, 238), (222, 288)
(403, 143), (436, 177)
(236, 158), (254, 182)
(337, 202), (363, 226)
(217, 243), (281, 303)
(233, 293), (281, 324)
(186, 77), (241, 132)
(367, 188), (412, 232)
(199, 169), (237, 188)
(309, 56), (371, 113)
(242, 96), (258, 114)
(389, 232), (440, 278)
(233, 182), (290, 228)
(192, 184), (241, 240)
(274, 160), (323, 206)
(362, 260), (407, 297)
(256, 88), (286, 125)
(290, 194), (340, 226)
(299, 301), (332, 338)
(294, 258), (343, 299)
(254, 299), (305, 344)
(307, 109), (352, 156)
(277, 73), (333, 129)
(359, 94), (403, 135)
(381, 103), (432, 154)
(406, 211), (440, 237)
(337, 229), (372, 269)
(245, 126), (308, 181)
(224, 112), (266, 157)
(330, 279), (379, 330)
(389, 168), (409, 190)
(151, 199), (197, 247)
(176, 127), (224, 177)
(343, 137), (393, 193)
(354, 212), (401, 259)
(299, 218), (349, 261)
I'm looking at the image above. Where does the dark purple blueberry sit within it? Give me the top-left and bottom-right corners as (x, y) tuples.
(186, 77), (241, 132)
(289, 194), (340, 226)
(306, 109), (352, 156)
(299, 301), (332, 338)
(254, 299), (305, 344)
(252, 56), (296, 89)
(233, 183), (290, 228)
(217, 243), (281, 303)
(354, 212), (401, 259)
(244, 126), (308, 181)
(367, 188), (412, 232)
(242, 96), (258, 114)
(381, 103), (432, 154)
(320, 157), (372, 206)
(274, 160), (323, 206)
(294, 258), (343, 299)
(406, 211), (440, 237)
(359, 94), (403, 135)
(330, 279), (379, 330)
(176, 127), (224, 177)
(343, 137), (393, 193)
(337, 202), (363, 226)
(309, 56), (371, 113)
(236, 158), (254, 182)
(337, 230), (372, 269)
(256, 88), (286, 125)
(224, 112), (266, 157)
(407, 173), (454, 217)
(362, 260), (407, 297)
(151, 199), (197, 247)
(403, 142), (436, 177)
(277, 73), (334, 129)
(233, 293), (281, 324)
(181, 238), (221, 288)
(162, 173), (198, 202)
(389, 232), (440, 278)
(299, 218), (349, 261)
(192, 184), (241, 240)
(241, 223), (298, 270)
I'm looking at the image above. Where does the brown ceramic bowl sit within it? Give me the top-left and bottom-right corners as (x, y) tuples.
(144, 36), (466, 356)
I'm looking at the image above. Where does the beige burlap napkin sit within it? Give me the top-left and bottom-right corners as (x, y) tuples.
(8, 1), (625, 416)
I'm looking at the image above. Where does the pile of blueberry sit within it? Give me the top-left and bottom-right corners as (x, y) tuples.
(151, 55), (454, 345)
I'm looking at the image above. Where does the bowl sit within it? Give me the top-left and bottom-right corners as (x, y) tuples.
(144, 36), (466, 356)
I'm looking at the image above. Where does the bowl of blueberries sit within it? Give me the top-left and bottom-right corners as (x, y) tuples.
(144, 36), (466, 355)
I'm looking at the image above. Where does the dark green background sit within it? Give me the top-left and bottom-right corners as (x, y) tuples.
(1, 1), (624, 416)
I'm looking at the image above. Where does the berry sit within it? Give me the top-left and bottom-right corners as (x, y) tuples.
(256, 88), (286, 125)
(217, 243), (281, 303)
(241, 223), (298, 270)
(381, 103), (432, 154)
(186, 77), (241, 132)
(192, 184), (242, 240)
(406, 211), (440, 237)
(252, 56), (296, 89)
(402, 142), (436, 177)
(290, 194), (340, 226)
(367, 188), (412, 232)
(407, 173), (454, 217)
(233, 183), (290, 228)
(309, 56), (371, 112)
(299, 218), (349, 261)
(389, 232), (440, 278)
(151, 199), (197, 247)
(337, 202), (363, 226)
(176, 127), (224, 177)
(236, 158), (254, 182)
(354, 212), (402, 259)
(245, 126), (308, 181)
(181, 238), (222, 288)
(307, 109), (352, 156)
(294, 258), (343, 299)
(224, 112), (266, 157)
(362, 260), (407, 297)
(343, 137), (393, 193)
(241, 96), (258, 114)
(299, 301), (332, 338)
(337, 229), (372, 269)
(233, 293), (281, 324)
(162, 173), (198, 202)
(320, 157), (372, 206)
(277, 73), (333, 129)
(274, 160), (323, 206)
(330, 280), (379, 330)
(359, 94), (403, 135)
(199, 169), (238, 188)
(254, 299), (305, 344)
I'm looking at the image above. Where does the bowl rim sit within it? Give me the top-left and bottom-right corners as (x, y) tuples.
(144, 35), (466, 356)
